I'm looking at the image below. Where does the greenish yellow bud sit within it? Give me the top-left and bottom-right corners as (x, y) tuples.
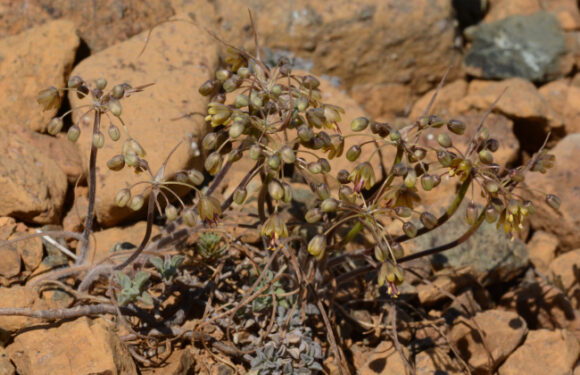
(308, 161), (322, 174)
(204, 152), (223, 175)
(485, 205), (499, 223)
(346, 145), (362, 162)
(546, 194), (561, 210)
(229, 121), (245, 138)
(106, 154), (125, 171)
(437, 151), (453, 167)
(421, 174), (434, 191)
(321, 198), (339, 213)
(437, 133), (452, 148)
(403, 222), (417, 238)
(183, 208), (197, 227)
(339, 186), (355, 203)
(316, 183), (331, 200)
(187, 169), (204, 186)
(484, 180), (499, 194)
(302, 75), (320, 90)
(395, 206), (411, 218)
(115, 188), (131, 207)
(297, 125), (313, 142)
(390, 129), (401, 141)
(268, 180), (284, 201)
(215, 69), (230, 82)
(404, 170), (417, 189)
(93, 132), (105, 148)
(96, 78), (107, 90)
(249, 144), (262, 160)
(478, 149), (493, 165)
(466, 202), (478, 225)
(305, 208), (323, 223)
(268, 154), (281, 170)
(108, 124), (121, 141)
(47, 117), (63, 135)
(280, 146), (296, 164)
(420, 211), (438, 229)
(233, 187), (247, 205)
(165, 204), (178, 221)
(234, 94), (249, 108)
(129, 194), (145, 211)
(282, 182), (293, 203)
(308, 234), (326, 258)
(112, 84), (125, 99)
(67, 75), (83, 89)
(447, 119), (466, 135)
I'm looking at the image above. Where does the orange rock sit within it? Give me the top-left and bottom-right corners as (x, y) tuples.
(351, 82), (413, 119)
(7, 317), (138, 375)
(69, 13), (219, 227)
(498, 329), (580, 375)
(526, 134), (580, 250)
(549, 249), (580, 306)
(449, 309), (528, 374)
(527, 230), (559, 274)
(408, 79), (468, 121)
(484, 0), (542, 23)
(88, 221), (160, 264)
(415, 347), (463, 375)
(0, 127), (67, 224)
(0, 20), (79, 132)
(358, 340), (409, 375)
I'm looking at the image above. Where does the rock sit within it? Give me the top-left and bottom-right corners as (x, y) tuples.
(416, 267), (476, 306)
(0, 20), (79, 132)
(11, 128), (83, 183)
(358, 340), (409, 375)
(464, 12), (571, 82)
(0, 246), (20, 279)
(201, 0), (462, 94)
(483, 0), (541, 23)
(0, 127), (68, 224)
(7, 317), (138, 375)
(499, 279), (580, 335)
(542, 0), (580, 31)
(8, 227), (44, 272)
(415, 347), (462, 375)
(539, 75), (580, 134)
(0, 1), (174, 53)
(527, 230), (559, 274)
(412, 200), (530, 285)
(0, 286), (38, 332)
(350, 83), (412, 120)
(69, 14), (218, 227)
(498, 329), (580, 375)
(525, 134), (580, 250)
(0, 346), (15, 375)
(449, 309), (527, 374)
(62, 187), (89, 233)
(408, 79), (468, 121)
(454, 78), (564, 131)
(88, 221), (160, 264)
(549, 249), (580, 307)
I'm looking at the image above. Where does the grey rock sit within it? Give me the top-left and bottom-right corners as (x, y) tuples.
(413, 200), (529, 284)
(464, 12), (567, 82)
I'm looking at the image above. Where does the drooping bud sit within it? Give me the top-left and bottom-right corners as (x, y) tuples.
(420, 211), (438, 229)
(67, 75), (83, 89)
(93, 132), (105, 148)
(129, 194), (145, 211)
(395, 206), (411, 218)
(268, 180), (284, 201)
(346, 145), (362, 162)
(404, 169), (417, 189)
(321, 198), (339, 213)
(478, 149), (493, 165)
(268, 154), (281, 170)
(351, 117), (370, 132)
(187, 169), (204, 186)
(249, 144), (262, 160)
(447, 119), (466, 135)
(305, 208), (323, 223)
(337, 169), (350, 184)
(233, 187), (247, 205)
(67, 125), (81, 142)
(165, 204), (178, 221)
(485, 205), (499, 223)
(546, 194), (561, 211)
(106, 154), (125, 171)
(108, 98), (122, 117)
(437, 133), (452, 148)
(308, 234), (326, 258)
(466, 202), (478, 225)
(421, 174), (435, 191)
(403, 222), (417, 238)
(115, 188), (131, 207)
(96, 78), (107, 90)
(108, 124), (121, 141)
(204, 152), (223, 175)
(280, 146), (296, 164)
(316, 183), (331, 201)
(47, 117), (63, 135)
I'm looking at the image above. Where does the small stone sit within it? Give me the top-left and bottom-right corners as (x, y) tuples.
(88, 221), (160, 264)
(409, 79), (468, 120)
(498, 329), (579, 375)
(0, 346), (15, 375)
(358, 340), (408, 375)
(549, 249), (580, 306)
(415, 347), (463, 375)
(351, 82), (412, 119)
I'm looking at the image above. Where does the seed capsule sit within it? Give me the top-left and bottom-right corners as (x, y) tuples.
(129, 194), (145, 211)
(420, 211), (438, 229)
(106, 154), (125, 171)
(108, 124), (121, 141)
(308, 234), (326, 258)
(351, 117), (370, 132)
(447, 119), (466, 135)
(115, 189), (131, 207)
(403, 222), (417, 238)
(321, 198), (339, 213)
(233, 187), (247, 205)
(305, 208), (322, 223)
(346, 145), (362, 162)
(67, 125), (81, 142)
(47, 117), (63, 135)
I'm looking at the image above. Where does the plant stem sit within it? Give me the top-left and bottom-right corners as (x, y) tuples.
(76, 110), (101, 265)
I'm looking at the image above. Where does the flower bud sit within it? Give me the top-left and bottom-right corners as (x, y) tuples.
(233, 187), (247, 204)
(223, 77), (239, 92)
(188, 169), (204, 186)
(404, 169), (417, 189)
(297, 125), (314, 142)
(390, 129), (401, 141)
(165, 204), (178, 221)
(234, 94), (249, 108)
(395, 206), (411, 218)
(447, 119), (466, 135)
(129, 194), (145, 211)
(115, 188), (131, 207)
(308, 161), (322, 174)
(437, 133), (452, 148)
(296, 96), (309, 112)
(199, 80), (217, 96)
(268, 180), (284, 201)
(280, 146), (296, 164)
(128, 138), (146, 157)
(346, 145), (362, 161)
(305, 208), (323, 223)
(546, 194), (561, 210)
(403, 222), (417, 238)
(420, 211), (438, 229)
(375, 246), (387, 262)
(124, 150), (138, 167)
(249, 144), (262, 160)
(478, 149), (493, 165)
(339, 186), (355, 203)
(108, 124), (121, 141)
(485, 205), (499, 223)
(183, 208), (197, 227)
(319, 158), (331, 173)
(337, 169), (350, 184)
(215, 69), (230, 82)
(321, 198), (339, 213)
(484, 180), (499, 194)
(112, 84), (125, 99)
(351, 117), (370, 132)
(229, 121), (245, 138)
(47, 117), (63, 135)
(316, 183), (331, 200)
(96, 78), (107, 90)
(308, 234), (326, 258)
(486, 138), (499, 152)
(466, 202), (478, 225)
(421, 174), (434, 191)
(282, 182), (293, 203)
(392, 163), (407, 176)
(37, 86), (61, 111)
(268, 154), (281, 170)
(477, 127), (489, 142)
(107, 154), (125, 171)
(437, 151), (453, 167)
(67, 75), (83, 89)
(93, 132), (105, 148)
(302, 75), (320, 90)
(204, 152), (223, 175)
(67, 125), (81, 142)
(391, 242), (405, 259)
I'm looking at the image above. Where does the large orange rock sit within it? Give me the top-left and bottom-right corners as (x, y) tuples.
(69, 14), (218, 227)
(7, 317), (138, 375)
(0, 20), (79, 132)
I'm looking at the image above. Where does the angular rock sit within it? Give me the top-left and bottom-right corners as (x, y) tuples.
(542, 0), (580, 31)
(12, 127), (83, 183)
(415, 347), (462, 375)
(88, 221), (160, 264)
(0, 127), (68, 224)
(412, 200), (529, 285)
(200, 0), (462, 94)
(483, 0), (542, 23)
(449, 309), (527, 374)
(7, 317), (138, 375)
(69, 15), (218, 227)
(527, 230), (559, 274)
(9, 227), (44, 272)
(453, 78), (564, 130)
(416, 267), (476, 306)
(408, 79), (468, 121)
(62, 186), (89, 233)
(549, 249), (580, 306)
(350, 82), (412, 120)
(525, 134), (580, 250)
(464, 12), (571, 82)
(0, 20), (79, 132)
(0, 346), (15, 375)
(0, 286), (38, 332)
(0, 1), (174, 53)
(539, 75), (580, 134)
(358, 340), (409, 375)
(498, 329), (579, 375)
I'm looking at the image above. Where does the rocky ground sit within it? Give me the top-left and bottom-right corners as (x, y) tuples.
(0, 0), (580, 374)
